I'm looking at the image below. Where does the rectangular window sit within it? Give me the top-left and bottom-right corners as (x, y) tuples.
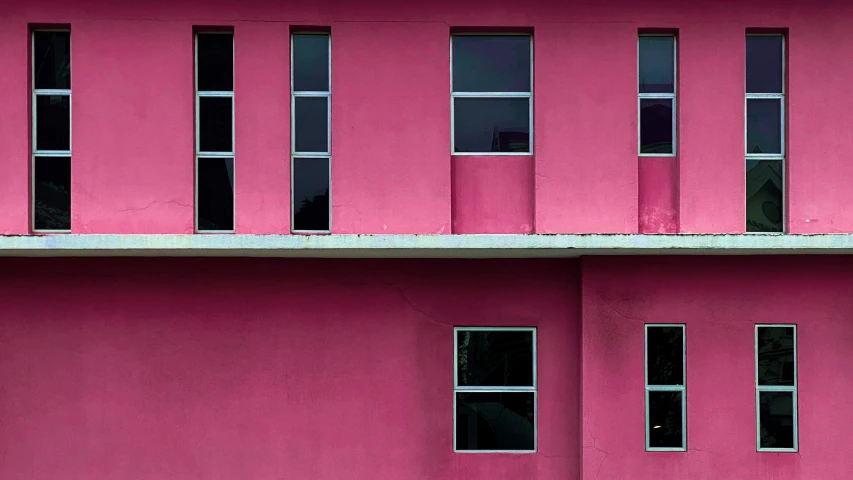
(451, 34), (532, 154)
(195, 31), (235, 232)
(638, 34), (676, 155)
(291, 33), (331, 233)
(454, 327), (536, 452)
(756, 325), (797, 451)
(32, 30), (72, 232)
(645, 324), (686, 451)
(746, 34), (785, 233)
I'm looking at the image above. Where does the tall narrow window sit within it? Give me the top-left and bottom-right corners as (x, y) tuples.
(746, 34), (785, 233)
(195, 31), (234, 232)
(638, 34), (676, 155)
(756, 325), (797, 451)
(645, 324), (686, 451)
(32, 30), (72, 232)
(451, 34), (532, 154)
(454, 327), (536, 452)
(291, 33), (331, 232)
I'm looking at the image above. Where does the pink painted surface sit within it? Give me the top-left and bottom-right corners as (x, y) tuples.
(452, 156), (534, 233)
(638, 157), (678, 233)
(0, 21), (31, 234)
(582, 256), (853, 480)
(0, 258), (580, 480)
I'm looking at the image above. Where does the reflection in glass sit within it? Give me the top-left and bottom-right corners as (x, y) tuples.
(757, 327), (795, 386)
(453, 98), (529, 153)
(294, 97), (329, 153)
(34, 157), (71, 231)
(648, 391), (683, 448)
(646, 326), (683, 386)
(746, 160), (783, 233)
(34, 31), (71, 90)
(452, 36), (531, 93)
(456, 392), (534, 451)
(293, 34), (330, 92)
(199, 97), (233, 153)
(747, 36), (783, 94)
(746, 99), (782, 155)
(640, 99), (673, 154)
(639, 36), (674, 94)
(196, 33), (233, 92)
(457, 330), (533, 387)
(293, 158), (330, 231)
(759, 391), (794, 449)
(197, 157), (234, 231)
(35, 95), (71, 151)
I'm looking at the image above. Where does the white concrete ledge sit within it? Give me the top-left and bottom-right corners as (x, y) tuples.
(1, 234), (853, 257)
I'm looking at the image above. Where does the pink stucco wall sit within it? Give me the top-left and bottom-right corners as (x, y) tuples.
(0, 258), (580, 480)
(2, 0), (853, 234)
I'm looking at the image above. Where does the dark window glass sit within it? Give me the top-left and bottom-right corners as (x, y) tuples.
(199, 97), (233, 153)
(33, 31), (71, 90)
(638, 36), (674, 94)
(453, 98), (529, 153)
(452, 36), (531, 93)
(293, 158), (330, 231)
(747, 36), (783, 94)
(293, 34), (330, 92)
(34, 156), (71, 231)
(455, 392), (534, 451)
(294, 96), (329, 153)
(640, 99), (673, 154)
(457, 330), (533, 387)
(746, 160), (784, 233)
(647, 326), (683, 385)
(757, 327), (795, 386)
(197, 157), (234, 231)
(759, 391), (795, 449)
(648, 391), (683, 448)
(35, 95), (71, 151)
(196, 33), (233, 92)
(746, 99), (782, 155)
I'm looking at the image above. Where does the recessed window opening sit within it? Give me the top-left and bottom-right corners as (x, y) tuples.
(645, 324), (686, 451)
(638, 34), (676, 156)
(756, 325), (797, 451)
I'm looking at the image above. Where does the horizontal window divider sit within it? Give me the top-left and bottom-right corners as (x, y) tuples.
(746, 93), (784, 99)
(33, 150), (72, 157)
(455, 326), (535, 331)
(197, 91), (234, 97)
(196, 151), (235, 157)
(454, 386), (536, 392)
(638, 93), (675, 99)
(756, 385), (796, 391)
(33, 229), (72, 233)
(639, 153), (677, 158)
(646, 385), (685, 391)
(293, 91), (331, 97)
(451, 91), (532, 98)
(746, 154), (785, 160)
(648, 447), (687, 452)
(34, 89), (71, 96)
(454, 449), (536, 454)
(292, 153), (331, 158)
(759, 448), (797, 453)
(452, 152), (532, 156)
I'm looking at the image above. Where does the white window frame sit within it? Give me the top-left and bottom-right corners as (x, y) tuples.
(644, 324), (686, 452)
(290, 32), (332, 234)
(450, 33), (533, 156)
(32, 29), (72, 233)
(637, 34), (677, 157)
(745, 33), (785, 234)
(453, 326), (537, 453)
(194, 31), (235, 233)
(755, 324), (798, 452)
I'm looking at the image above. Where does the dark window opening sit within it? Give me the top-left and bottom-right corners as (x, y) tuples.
(34, 157), (71, 231)
(197, 157), (234, 231)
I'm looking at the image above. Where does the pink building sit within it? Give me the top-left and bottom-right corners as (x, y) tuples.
(1, 1), (852, 479)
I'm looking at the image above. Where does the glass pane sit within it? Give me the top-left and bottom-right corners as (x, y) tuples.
(197, 157), (234, 231)
(639, 36), (674, 94)
(746, 99), (782, 155)
(199, 97), (233, 153)
(33, 31), (71, 90)
(33, 156), (71, 231)
(35, 95), (71, 151)
(452, 36), (531, 93)
(453, 98), (529, 153)
(759, 391), (795, 449)
(646, 326), (683, 386)
(196, 33), (233, 92)
(293, 158), (330, 231)
(294, 96), (329, 153)
(455, 392), (534, 451)
(640, 99), (673, 154)
(648, 391), (683, 449)
(457, 330), (534, 387)
(293, 34), (330, 92)
(757, 326), (795, 386)
(747, 36), (783, 94)
(746, 160), (784, 233)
